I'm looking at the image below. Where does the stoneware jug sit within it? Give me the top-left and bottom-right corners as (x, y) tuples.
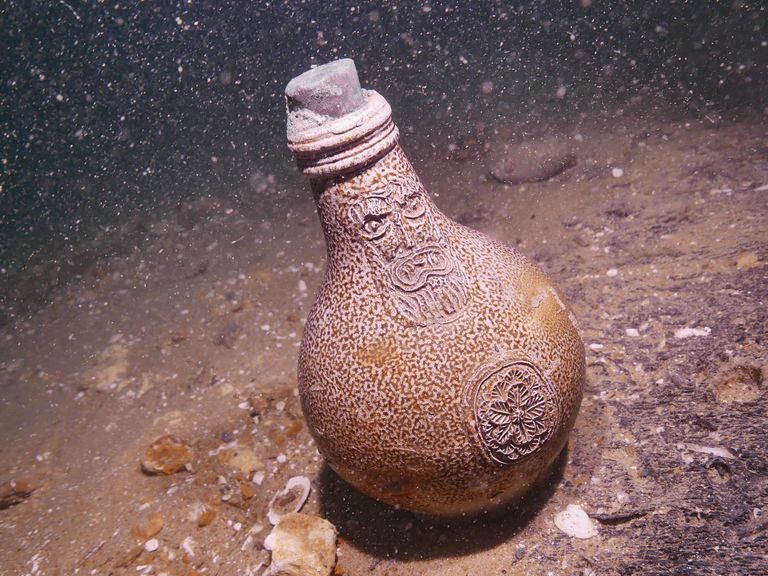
(285, 59), (585, 516)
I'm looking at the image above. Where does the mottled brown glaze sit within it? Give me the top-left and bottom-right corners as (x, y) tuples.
(288, 62), (585, 516)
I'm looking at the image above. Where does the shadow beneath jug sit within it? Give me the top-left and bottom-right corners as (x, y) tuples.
(317, 445), (569, 561)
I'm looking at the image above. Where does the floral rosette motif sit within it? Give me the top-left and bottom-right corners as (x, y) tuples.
(473, 361), (559, 464)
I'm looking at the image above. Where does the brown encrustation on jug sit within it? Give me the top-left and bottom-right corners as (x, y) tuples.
(286, 59), (585, 516)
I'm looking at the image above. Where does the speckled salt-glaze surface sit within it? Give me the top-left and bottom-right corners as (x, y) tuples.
(287, 60), (585, 516)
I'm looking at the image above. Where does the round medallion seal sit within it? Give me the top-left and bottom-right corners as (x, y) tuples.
(470, 360), (560, 465)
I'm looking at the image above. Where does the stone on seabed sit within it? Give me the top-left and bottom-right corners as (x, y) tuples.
(263, 512), (337, 576)
(140, 434), (195, 475)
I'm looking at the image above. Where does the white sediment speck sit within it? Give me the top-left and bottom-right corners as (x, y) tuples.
(625, 328), (640, 337)
(144, 538), (159, 552)
(181, 536), (195, 557)
(606, 268), (619, 277)
(298, 279), (307, 293)
(674, 326), (711, 339)
(554, 504), (598, 539)
(611, 167), (624, 178)
(588, 343), (604, 351)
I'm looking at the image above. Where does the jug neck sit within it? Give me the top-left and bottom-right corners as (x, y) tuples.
(310, 143), (445, 259)
(308, 144), (470, 326)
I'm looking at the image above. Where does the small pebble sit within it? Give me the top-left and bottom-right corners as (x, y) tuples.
(588, 343), (604, 351)
(625, 328), (639, 337)
(144, 538), (159, 552)
(140, 435), (195, 475)
(264, 513), (337, 576)
(611, 167), (624, 178)
(606, 268), (619, 277)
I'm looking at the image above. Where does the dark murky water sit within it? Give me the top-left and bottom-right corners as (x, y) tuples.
(2, 2), (765, 322)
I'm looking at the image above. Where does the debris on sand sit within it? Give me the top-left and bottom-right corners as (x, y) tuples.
(677, 443), (737, 460)
(193, 503), (217, 528)
(268, 476), (311, 525)
(554, 504), (598, 539)
(714, 365), (763, 404)
(489, 137), (577, 185)
(263, 513), (337, 576)
(85, 342), (130, 392)
(0, 477), (38, 509)
(140, 435), (195, 475)
(673, 326), (711, 339)
(217, 444), (263, 476)
(131, 513), (164, 540)
(736, 251), (759, 270)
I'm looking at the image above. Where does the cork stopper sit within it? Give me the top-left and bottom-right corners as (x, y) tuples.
(285, 59), (367, 118)
(285, 59), (399, 178)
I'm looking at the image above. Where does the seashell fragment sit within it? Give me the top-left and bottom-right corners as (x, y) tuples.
(263, 512), (337, 576)
(268, 475), (311, 525)
(554, 504), (598, 539)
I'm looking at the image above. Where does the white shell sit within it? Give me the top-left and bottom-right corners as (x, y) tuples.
(268, 475), (311, 525)
(554, 504), (598, 539)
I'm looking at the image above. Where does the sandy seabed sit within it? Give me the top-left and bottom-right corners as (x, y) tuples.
(1, 101), (767, 576)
